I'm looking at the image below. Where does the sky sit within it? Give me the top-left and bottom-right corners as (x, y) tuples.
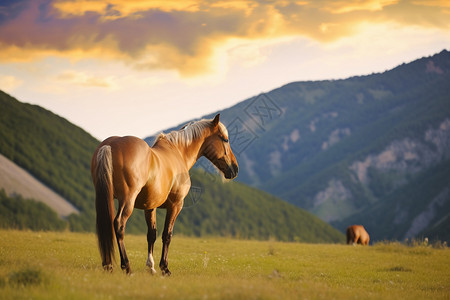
(0, 0), (449, 140)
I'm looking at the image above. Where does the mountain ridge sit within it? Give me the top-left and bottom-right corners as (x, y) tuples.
(0, 90), (343, 242)
(146, 49), (450, 242)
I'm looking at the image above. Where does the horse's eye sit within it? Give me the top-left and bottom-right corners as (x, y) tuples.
(221, 136), (229, 143)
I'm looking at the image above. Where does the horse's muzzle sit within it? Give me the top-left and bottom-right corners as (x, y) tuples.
(225, 163), (239, 179)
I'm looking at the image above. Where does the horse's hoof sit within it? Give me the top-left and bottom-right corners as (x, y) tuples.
(161, 269), (171, 277)
(122, 265), (132, 275)
(103, 264), (113, 272)
(149, 268), (157, 275)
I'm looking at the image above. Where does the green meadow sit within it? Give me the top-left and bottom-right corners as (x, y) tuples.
(0, 230), (448, 299)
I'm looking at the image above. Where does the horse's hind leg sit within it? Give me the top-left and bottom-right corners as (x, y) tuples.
(114, 195), (136, 274)
(159, 205), (182, 276)
(145, 208), (157, 275)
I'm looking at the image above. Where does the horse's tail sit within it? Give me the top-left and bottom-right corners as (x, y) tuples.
(93, 145), (115, 267)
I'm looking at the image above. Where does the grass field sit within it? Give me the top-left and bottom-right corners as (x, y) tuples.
(0, 230), (448, 299)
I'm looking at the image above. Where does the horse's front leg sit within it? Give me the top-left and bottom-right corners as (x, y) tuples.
(160, 204), (182, 276)
(145, 208), (157, 275)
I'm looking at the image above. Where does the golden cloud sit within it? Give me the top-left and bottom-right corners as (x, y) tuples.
(52, 0), (201, 19)
(0, 0), (448, 76)
(324, 0), (398, 13)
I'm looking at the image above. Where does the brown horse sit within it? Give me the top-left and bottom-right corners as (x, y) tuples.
(91, 114), (238, 275)
(346, 225), (370, 245)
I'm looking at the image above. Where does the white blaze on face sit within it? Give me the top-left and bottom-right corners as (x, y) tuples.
(218, 122), (231, 161)
(218, 123), (229, 140)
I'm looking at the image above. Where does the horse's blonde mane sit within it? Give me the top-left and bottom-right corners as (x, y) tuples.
(154, 119), (214, 147)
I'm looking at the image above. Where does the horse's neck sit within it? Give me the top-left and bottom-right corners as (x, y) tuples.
(153, 131), (207, 170)
(178, 138), (205, 170)
(154, 137), (204, 170)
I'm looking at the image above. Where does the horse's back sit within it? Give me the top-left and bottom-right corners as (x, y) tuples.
(346, 225), (370, 245)
(102, 136), (149, 154)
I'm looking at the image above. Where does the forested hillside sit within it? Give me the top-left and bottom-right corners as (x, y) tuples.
(0, 91), (343, 242)
(147, 50), (450, 242)
(0, 91), (98, 230)
(0, 189), (67, 231)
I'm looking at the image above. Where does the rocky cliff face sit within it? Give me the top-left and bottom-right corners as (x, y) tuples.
(312, 119), (450, 240)
(350, 118), (450, 184)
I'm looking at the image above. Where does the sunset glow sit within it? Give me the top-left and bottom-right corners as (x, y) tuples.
(0, 0), (449, 139)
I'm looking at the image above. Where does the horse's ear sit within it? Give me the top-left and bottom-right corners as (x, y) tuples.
(212, 114), (220, 127)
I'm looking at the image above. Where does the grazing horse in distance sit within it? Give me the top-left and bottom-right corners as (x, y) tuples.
(91, 114), (238, 275)
(346, 225), (370, 245)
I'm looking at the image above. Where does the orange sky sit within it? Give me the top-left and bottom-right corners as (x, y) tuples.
(0, 0), (449, 139)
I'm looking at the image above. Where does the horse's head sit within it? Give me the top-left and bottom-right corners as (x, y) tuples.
(201, 114), (239, 179)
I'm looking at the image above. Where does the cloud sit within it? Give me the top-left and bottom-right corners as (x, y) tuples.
(0, 0), (449, 76)
(52, 0), (201, 18)
(323, 0), (398, 13)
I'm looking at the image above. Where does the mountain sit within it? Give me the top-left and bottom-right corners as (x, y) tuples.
(146, 50), (450, 242)
(0, 91), (99, 230)
(0, 91), (343, 242)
